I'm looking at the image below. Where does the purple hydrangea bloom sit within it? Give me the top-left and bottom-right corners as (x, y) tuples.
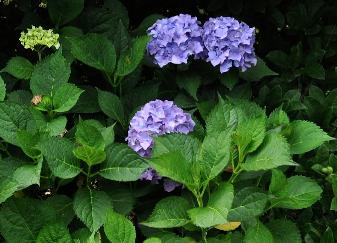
(126, 100), (195, 191)
(163, 179), (181, 192)
(147, 14), (204, 67)
(202, 17), (257, 73)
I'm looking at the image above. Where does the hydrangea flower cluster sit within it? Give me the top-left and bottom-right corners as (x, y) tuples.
(147, 15), (257, 73)
(19, 26), (60, 51)
(126, 100), (195, 192)
(147, 14), (204, 67)
(202, 17), (257, 73)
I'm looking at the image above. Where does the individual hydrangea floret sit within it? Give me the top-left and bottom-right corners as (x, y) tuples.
(127, 99), (195, 157)
(147, 14), (204, 67)
(19, 26), (60, 50)
(202, 17), (257, 73)
(126, 100), (195, 192)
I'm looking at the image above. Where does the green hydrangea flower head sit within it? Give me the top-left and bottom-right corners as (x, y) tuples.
(19, 26), (60, 50)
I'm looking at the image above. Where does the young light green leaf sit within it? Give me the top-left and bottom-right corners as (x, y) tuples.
(0, 76), (6, 101)
(240, 57), (278, 81)
(269, 169), (287, 194)
(73, 187), (112, 232)
(30, 51), (71, 96)
(53, 83), (84, 112)
(39, 137), (81, 178)
(115, 35), (149, 77)
(197, 130), (232, 183)
(188, 183), (234, 228)
(228, 187), (268, 222)
(0, 102), (32, 145)
(176, 73), (202, 100)
(142, 196), (191, 228)
(48, 0), (84, 26)
(97, 89), (125, 126)
(36, 222), (73, 243)
(266, 219), (301, 243)
(242, 133), (295, 171)
(69, 33), (116, 74)
(244, 220), (274, 243)
(2, 56), (34, 80)
(104, 209), (136, 243)
(99, 143), (147, 181)
(73, 145), (106, 166)
(286, 120), (333, 154)
(270, 176), (322, 209)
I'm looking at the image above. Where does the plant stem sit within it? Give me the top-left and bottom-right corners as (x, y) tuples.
(86, 166), (91, 186)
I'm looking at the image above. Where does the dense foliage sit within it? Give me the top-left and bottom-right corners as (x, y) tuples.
(0, 0), (337, 242)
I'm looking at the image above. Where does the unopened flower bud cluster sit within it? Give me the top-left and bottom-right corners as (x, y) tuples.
(19, 26), (60, 50)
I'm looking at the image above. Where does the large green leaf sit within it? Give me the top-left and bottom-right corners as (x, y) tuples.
(0, 102), (32, 145)
(99, 143), (147, 181)
(69, 33), (116, 74)
(270, 176), (322, 209)
(0, 75), (5, 101)
(73, 187), (112, 232)
(48, 0), (84, 26)
(176, 73), (202, 100)
(142, 196), (191, 228)
(16, 130), (41, 158)
(266, 219), (301, 243)
(115, 35), (149, 77)
(30, 51), (70, 96)
(188, 183), (234, 228)
(269, 169), (287, 194)
(104, 209), (136, 243)
(75, 121), (105, 150)
(73, 145), (106, 166)
(244, 220), (274, 243)
(97, 89), (125, 126)
(286, 120), (333, 154)
(239, 57), (278, 81)
(39, 137), (81, 178)
(53, 83), (84, 112)
(45, 195), (75, 225)
(197, 130), (232, 183)
(242, 133), (295, 171)
(228, 187), (268, 222)
(36, 222), (73, 243)
(2, 56), (34, 80)
(0, 198), (58, 243)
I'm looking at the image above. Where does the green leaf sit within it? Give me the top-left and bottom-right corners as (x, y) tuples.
(72, 228), (101, 243)
(0, 198), (58, 243)
(321, 227), (334, 243)
(148, 151), (197, 192)
(99, 143), (147, 181)
(0, 75), (6, 101)
(53, 83), (84, 112)
(286, 120), (333, 154)
(75, 121), (105, 150)
(104, 209), (136, 243)
(331, 197), (337, 211)
(267, 107), (290, 129)
(73, 187), (112, 232)
(105, 184), (135, 215)
(244, 220), (273, 243)
(69, 33), (116, 74)
(304, 63), (325, 80)
(266, 219), (301, 243)
(45, 195), (75, 225)
(197, 130), (232, 183)
(39, 137), (81, 179)
(132, 14), (164, 36)
(142, 196), (191, 228)
(73, 145), (106, 166)
(269, 169), (287, 194)
(97, 89), (125, 126)
(239, 57), (278, 81)
(188, 183), (234, 227)
(16, 130), (41, 158)
(0, 102), (32, 145)
(13, 160), (42, 189)
(30, 51), (71, 96)
(115, 35), (149, 77)
(220, 70), (239, 90)
(48, 0), (84, 26)
(270, 176), (322, 209)
(2, 56), (34, 80)
(228, 187), (268, 222)
(45, 116), (67, 136)
(143, 238), (162, 243)
(176, 73), (202, 100)
(242, 133), (295, 171)
(36, 222), (73, 243)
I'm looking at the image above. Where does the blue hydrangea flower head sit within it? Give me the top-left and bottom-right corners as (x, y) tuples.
(147, 14), (204, 67)
(126, 99), (195, 191)
(202, 17), (257, 73)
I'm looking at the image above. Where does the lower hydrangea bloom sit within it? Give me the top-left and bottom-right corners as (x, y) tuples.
(126, 99), (195, 191)
(202, 17), (257, 73)
(147, 14), (204, 67)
